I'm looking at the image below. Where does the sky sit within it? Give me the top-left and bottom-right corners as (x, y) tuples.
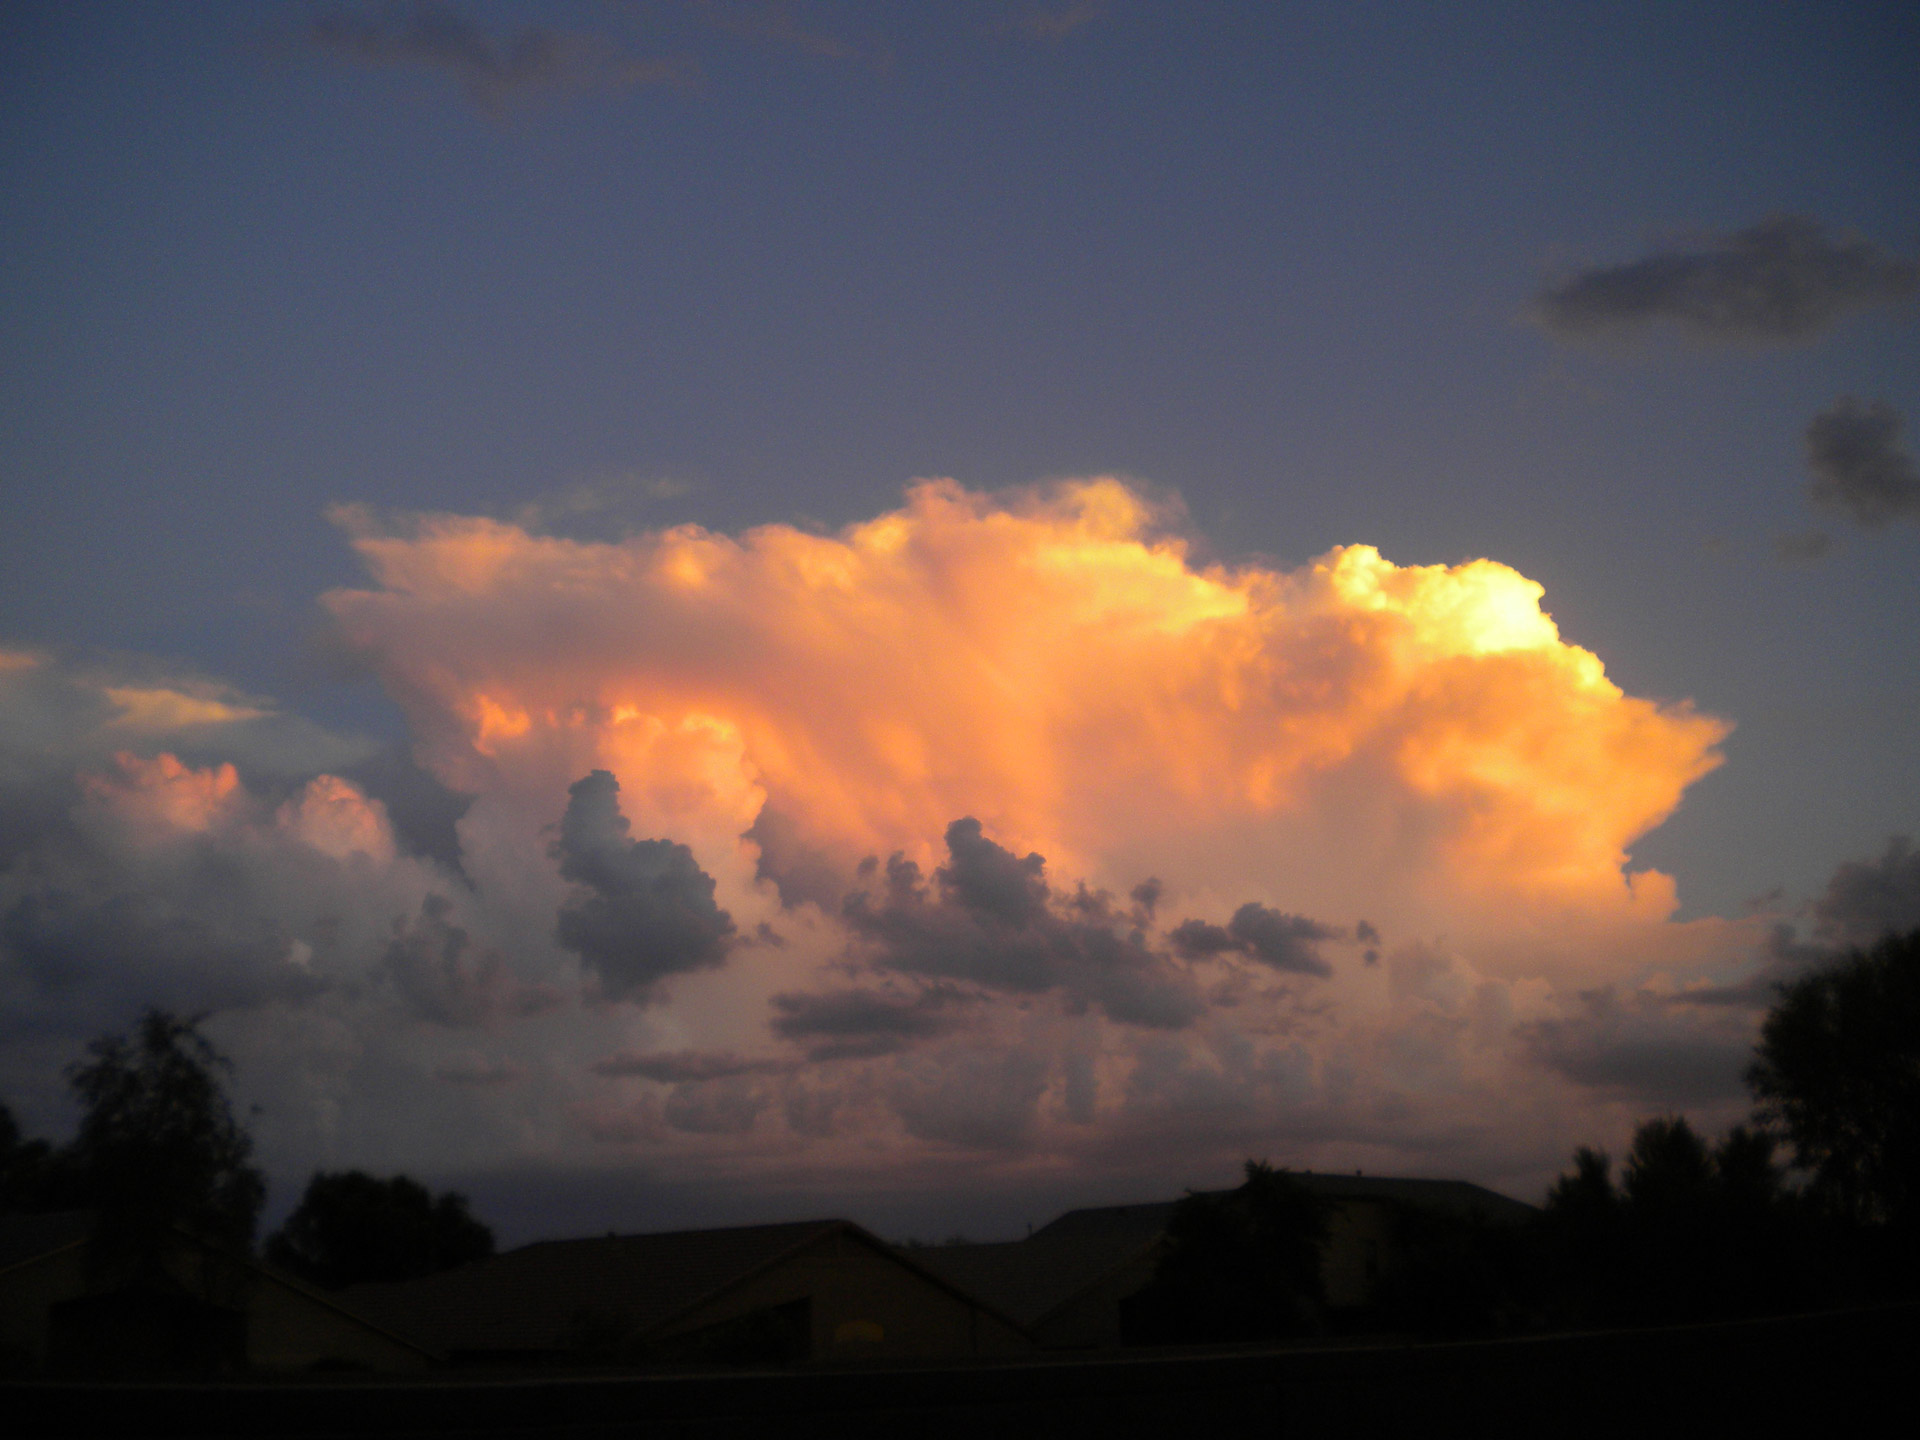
(2, 1), (1917, 1245)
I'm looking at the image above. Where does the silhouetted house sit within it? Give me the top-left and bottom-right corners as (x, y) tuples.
(909, 1230), (1166, 1349)
(345, 1218), (1031, 1367)
(0, 1210), (434, 1375)
(937, 1173), (1537, 1345)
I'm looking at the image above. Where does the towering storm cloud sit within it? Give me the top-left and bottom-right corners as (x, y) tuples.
(0, 480), (1763, 1207)
(327, 477), (1727, 938)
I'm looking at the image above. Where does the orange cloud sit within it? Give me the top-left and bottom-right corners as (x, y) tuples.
(327, 478), (1726, 940)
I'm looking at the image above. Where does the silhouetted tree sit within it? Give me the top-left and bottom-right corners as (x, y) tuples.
(266, 1170), (494, 1288)
(1541, 1116), (1819, 1325)
(58, 1010), (266, 1259)
(1747, 928), (1920, 1230)
(0, 1101), (55, 1212)
(1124, 1160), (1328, 1344)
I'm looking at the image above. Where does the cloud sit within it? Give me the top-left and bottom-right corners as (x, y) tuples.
(1804, 397), (1920, 529)
(1518, 987), (1753, 1105)
(1532, 215), (1918, 344)
(306, 1), (696, 111)
(840, 819), (1206, 1029)
(1168, 903), (1338, 976)
(590, 1049), (796, 1082)
(768, 986), (961, 1060)
(691, 0), (891, 68)
(1812, 835), (1920, 948)
(662, 1076), (768, 1135)
(380, 894), (560, 1027)
(0, 476), (1763, 1205)
(551, 770), (736, 1003)
(326, 477), (1727, 942)
(1011, 2), (1107, 42)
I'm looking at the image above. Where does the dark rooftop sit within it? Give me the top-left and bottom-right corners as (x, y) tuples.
(346, 1219), (870, 1356)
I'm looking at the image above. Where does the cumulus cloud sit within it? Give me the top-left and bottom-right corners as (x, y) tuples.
(1804, 397), (1920, 529)
(1168, 903), (1338, 975)
(2, 476), (1770, 1206)
(840, 819), (1205, 1029)
(327, 478), (1725, 941)
(306, 1), (696, 111)
(551, 771), (736, 1003)
(1532, 215), (1918, 344)
(379, 894), (560, 1027)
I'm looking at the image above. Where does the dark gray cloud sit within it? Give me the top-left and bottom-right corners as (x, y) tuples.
(551, 770), (735, 1003)
(379, 894), (558, 1027)
(662, 1077), (767, 1135)
(1169, 903), (1337, 976)
(840, 818), (1204, 1030)
(742, 803), (847, 911)
(0, 881), (322, 1030)
(768, 987), (961, 1061)
(1813, 834), (1920, 948)
(433, 1057), (525, 1086)
(590, 1049), (797, 1082)
(1519, 988), (1750, 1104)
(889, 1047), (1051, 1150)
(1532, 215), (1918, 344)
(1804, 397), (1920, 528)
(307, 2), (696, 111)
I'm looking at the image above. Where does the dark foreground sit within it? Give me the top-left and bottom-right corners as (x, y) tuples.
(7, 1303), (1910, 1439)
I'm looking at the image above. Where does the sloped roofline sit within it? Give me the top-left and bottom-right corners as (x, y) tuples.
(630, 1218), (1032, 1345)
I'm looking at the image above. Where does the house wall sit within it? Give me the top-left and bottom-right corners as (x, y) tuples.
(0, 1247), (87, 1370)
(1319, 1200), (1396, 1309)
(1032, 1248), (1162, 1349)
(0, 1241), (427, 1374)
(657, 1232), (1030, 1361)
(244, 1275), (432, 1372)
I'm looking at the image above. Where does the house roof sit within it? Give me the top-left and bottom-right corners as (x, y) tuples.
(1030, 1173), (1536, 1243)
(345, 1217), (992, 1357)
(907, 1232), (1161, 1328)
(0, 1209), (95, 1275)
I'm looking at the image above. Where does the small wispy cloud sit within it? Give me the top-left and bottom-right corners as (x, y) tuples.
(1532, 215), (1918, 345)
(691, 0), (892, 69)
(1011, 2), (1108, 43)
(1804, 397), (1920, 529)
(307, 1), (697, 112)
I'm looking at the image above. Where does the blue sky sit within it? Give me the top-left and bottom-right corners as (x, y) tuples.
(2, 2), (1916, 1233)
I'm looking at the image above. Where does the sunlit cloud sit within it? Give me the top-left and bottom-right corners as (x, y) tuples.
(0, 479), (1771, 1208)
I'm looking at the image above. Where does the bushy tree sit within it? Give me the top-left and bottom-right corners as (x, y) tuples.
(1541, 1116), (1813, 1323)
(59, 1010), (266, 1254)
(266, 1170), (494, 1288)
(1124, 1160), (1328, 1343)
(1747, 928), (1920, 1229)
(0, 1101), (55, 1212)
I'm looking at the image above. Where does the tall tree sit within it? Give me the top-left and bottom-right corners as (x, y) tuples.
(1747, 928), (1920, 1228)
(60, 1009), (266, 1252)
(266, 1170), (494, 1289)
(1124, 1160), (1328, 1343)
